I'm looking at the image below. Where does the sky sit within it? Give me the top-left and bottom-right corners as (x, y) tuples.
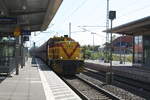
(28, 0), (150, 47)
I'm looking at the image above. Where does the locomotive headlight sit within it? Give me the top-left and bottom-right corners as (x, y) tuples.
(60, 57), (63, 59)
(76, 57), (78, 59)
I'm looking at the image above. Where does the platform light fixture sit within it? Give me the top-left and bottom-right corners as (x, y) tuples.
(22, 5), (26, 10)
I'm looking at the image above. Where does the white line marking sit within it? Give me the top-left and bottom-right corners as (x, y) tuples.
(37, 62), (55, 100)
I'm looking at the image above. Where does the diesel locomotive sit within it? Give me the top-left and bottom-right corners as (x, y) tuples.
(30, 35), (84, 75)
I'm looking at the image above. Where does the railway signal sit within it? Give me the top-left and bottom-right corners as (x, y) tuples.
(106, 10), (116, 84)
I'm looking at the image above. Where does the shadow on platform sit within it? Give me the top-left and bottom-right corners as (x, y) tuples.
(31, 57), (38, 67)
(31, 57), (36, 64)
(0, 74), (12, 83)
(31, 57), (52, 72)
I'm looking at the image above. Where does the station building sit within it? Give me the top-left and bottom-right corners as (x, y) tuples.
(106, 16), (150, 68)
(112, 35), (133, 54)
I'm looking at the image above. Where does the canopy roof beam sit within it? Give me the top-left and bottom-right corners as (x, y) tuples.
(0, 0), (8, 16)
(10, 9), (46, 16)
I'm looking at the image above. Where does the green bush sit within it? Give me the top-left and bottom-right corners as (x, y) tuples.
(81, 45), (132, 62)
(90, 52), (104, 60)
(112, 54), (132, 62)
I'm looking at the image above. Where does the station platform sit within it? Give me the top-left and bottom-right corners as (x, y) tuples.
(85, 60), (132, 66)
(0, 58), (81, 100)
(85, 60), (150, 83)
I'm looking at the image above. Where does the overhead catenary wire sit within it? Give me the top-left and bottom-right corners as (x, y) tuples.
(118, 3), (150, 19)
(69, 0), (89, 16)
(61, 0), (89, 25)
(114, 0), (147, 13)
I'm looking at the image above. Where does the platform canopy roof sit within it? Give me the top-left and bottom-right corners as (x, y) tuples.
(0, 0), (62, 33)
(105, 16), (150, 35)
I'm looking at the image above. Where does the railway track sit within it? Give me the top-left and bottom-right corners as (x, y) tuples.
(84, 68), (150, 99)
(62, 75), (121, 100)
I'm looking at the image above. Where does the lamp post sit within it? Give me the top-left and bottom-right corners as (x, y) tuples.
(119, 35), (123, 64)
(69, 22), (71, 38)
(104, 0), (110, 63)
(91, 32), (96, 51)
(91, 32), (96, 46)
(106, 0), (109, 43)
(105, 0), (109, 63)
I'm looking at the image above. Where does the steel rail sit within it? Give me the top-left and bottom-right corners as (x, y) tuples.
(61, 77), (89, 100)
(76, 75), (121, 100)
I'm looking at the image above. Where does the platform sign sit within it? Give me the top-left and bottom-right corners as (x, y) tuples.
(22, 30), (31, 35)
(23, 36), (29, 41)
(0, 17), (17, 24)
(14, 27), (21, 37)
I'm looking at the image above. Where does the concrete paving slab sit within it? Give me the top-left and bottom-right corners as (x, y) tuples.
(0, 58), (46, 100)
